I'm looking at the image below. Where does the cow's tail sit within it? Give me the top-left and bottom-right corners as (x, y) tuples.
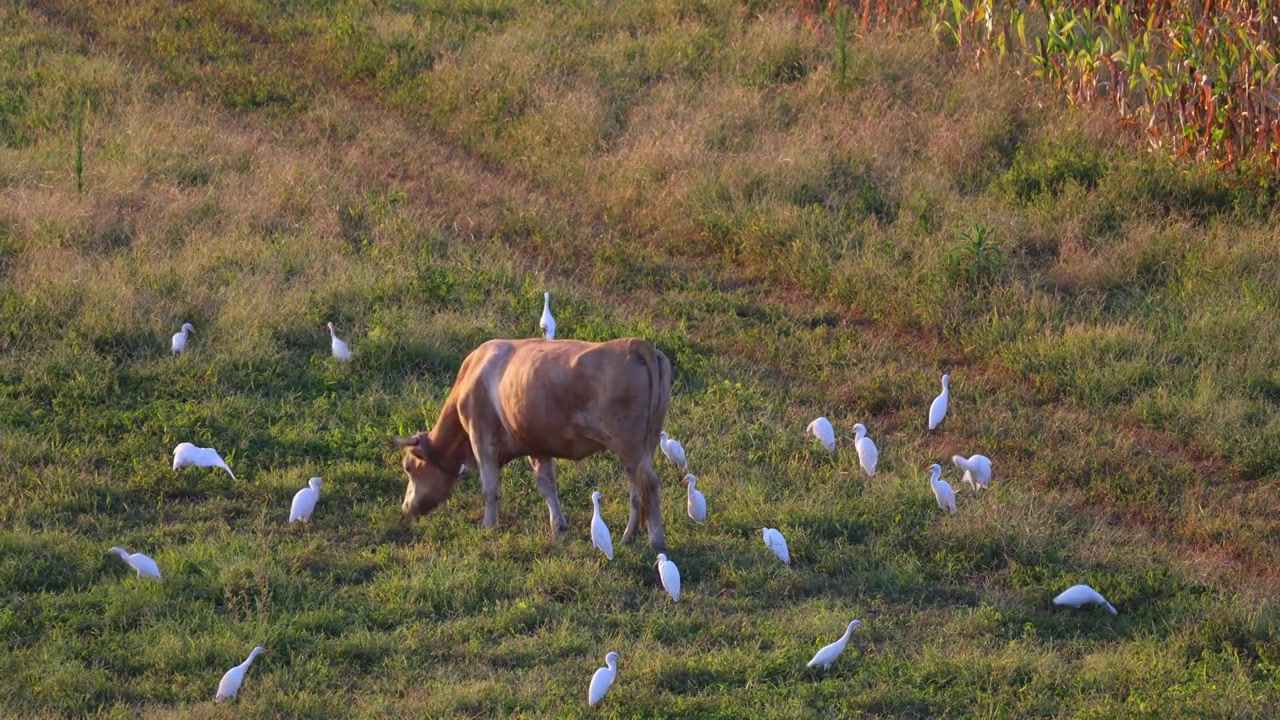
(642, 343), (673, 531)
(640, 341), (673, 469)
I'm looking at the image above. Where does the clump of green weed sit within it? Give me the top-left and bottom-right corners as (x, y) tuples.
(1001, 139), (1108, 202)
(944, 223), (1006, 288)
(73, 98), (88, 193)
(832, 5), (852, 88)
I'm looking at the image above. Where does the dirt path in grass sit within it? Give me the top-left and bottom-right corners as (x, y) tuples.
(29, 0), (1278, 599)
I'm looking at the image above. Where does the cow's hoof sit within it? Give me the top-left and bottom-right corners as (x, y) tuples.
(621, 530), (637, 544)
(553, 523), (570, 535)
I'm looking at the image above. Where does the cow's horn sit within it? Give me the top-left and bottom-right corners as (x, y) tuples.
(390, 435), (422, 449)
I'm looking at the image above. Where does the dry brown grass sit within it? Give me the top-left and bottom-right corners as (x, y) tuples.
(3, 2), (1279, 715)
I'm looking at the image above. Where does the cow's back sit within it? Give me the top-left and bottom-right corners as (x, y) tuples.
(457, 338), (669, 462)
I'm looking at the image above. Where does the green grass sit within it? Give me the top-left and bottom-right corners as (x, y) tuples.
(2, 0), (1279, 716)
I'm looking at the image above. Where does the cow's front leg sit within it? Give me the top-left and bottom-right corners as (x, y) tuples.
(530, 456), (568, 534)
(478, 454), (502, 529)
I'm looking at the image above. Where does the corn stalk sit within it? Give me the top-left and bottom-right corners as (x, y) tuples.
(803, 0), (1280, 169)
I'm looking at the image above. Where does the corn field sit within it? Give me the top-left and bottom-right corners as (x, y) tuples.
(804, 0), (1280, 170)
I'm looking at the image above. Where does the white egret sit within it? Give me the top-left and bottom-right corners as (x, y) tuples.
(1054, 584), (1117, 614)
(928, 374), (950, 430)
(288, 477), (323, 523)
(852, 423), (878, 477)
(108, 547), (161, 580)
(763, 527), (790, 565)
(173, 442), (236, 480)
(681, 474), (707, 524)
(540, 292), (556, 340)
(806, 417), (836, 451)
(656, 553), (681, 602)
(216, 646), (267, 703)
(327, 322), (351, 362)
(927, 464), (957, 514)
(590, 491), (613, 560)
(952, 454), (992, 491)
(806, 619), (862, 669)
(659, 431), (687, 472)
(171, 323), (193, 355)
(588, 651), (618, 707)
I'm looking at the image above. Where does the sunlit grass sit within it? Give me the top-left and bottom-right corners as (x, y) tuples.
(1, 1), (1278, 717)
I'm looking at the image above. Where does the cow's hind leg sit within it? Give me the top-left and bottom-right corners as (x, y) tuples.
(530, 456), (569, 534)
(641, 459), (666, 553)
(622, 486), (641, 544)
(622, 456), (666, 553)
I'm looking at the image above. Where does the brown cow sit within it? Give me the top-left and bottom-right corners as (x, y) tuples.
(394, 337), (674, 551)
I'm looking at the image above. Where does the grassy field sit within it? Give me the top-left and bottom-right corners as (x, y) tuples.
(2, 0), (1279, 716)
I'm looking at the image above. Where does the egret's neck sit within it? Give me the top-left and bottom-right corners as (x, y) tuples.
(109, 547), (127, 559)
(245, 648), (264, 666)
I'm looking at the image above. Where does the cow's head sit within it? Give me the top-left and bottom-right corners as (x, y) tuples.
(393, 432), (460, 522)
